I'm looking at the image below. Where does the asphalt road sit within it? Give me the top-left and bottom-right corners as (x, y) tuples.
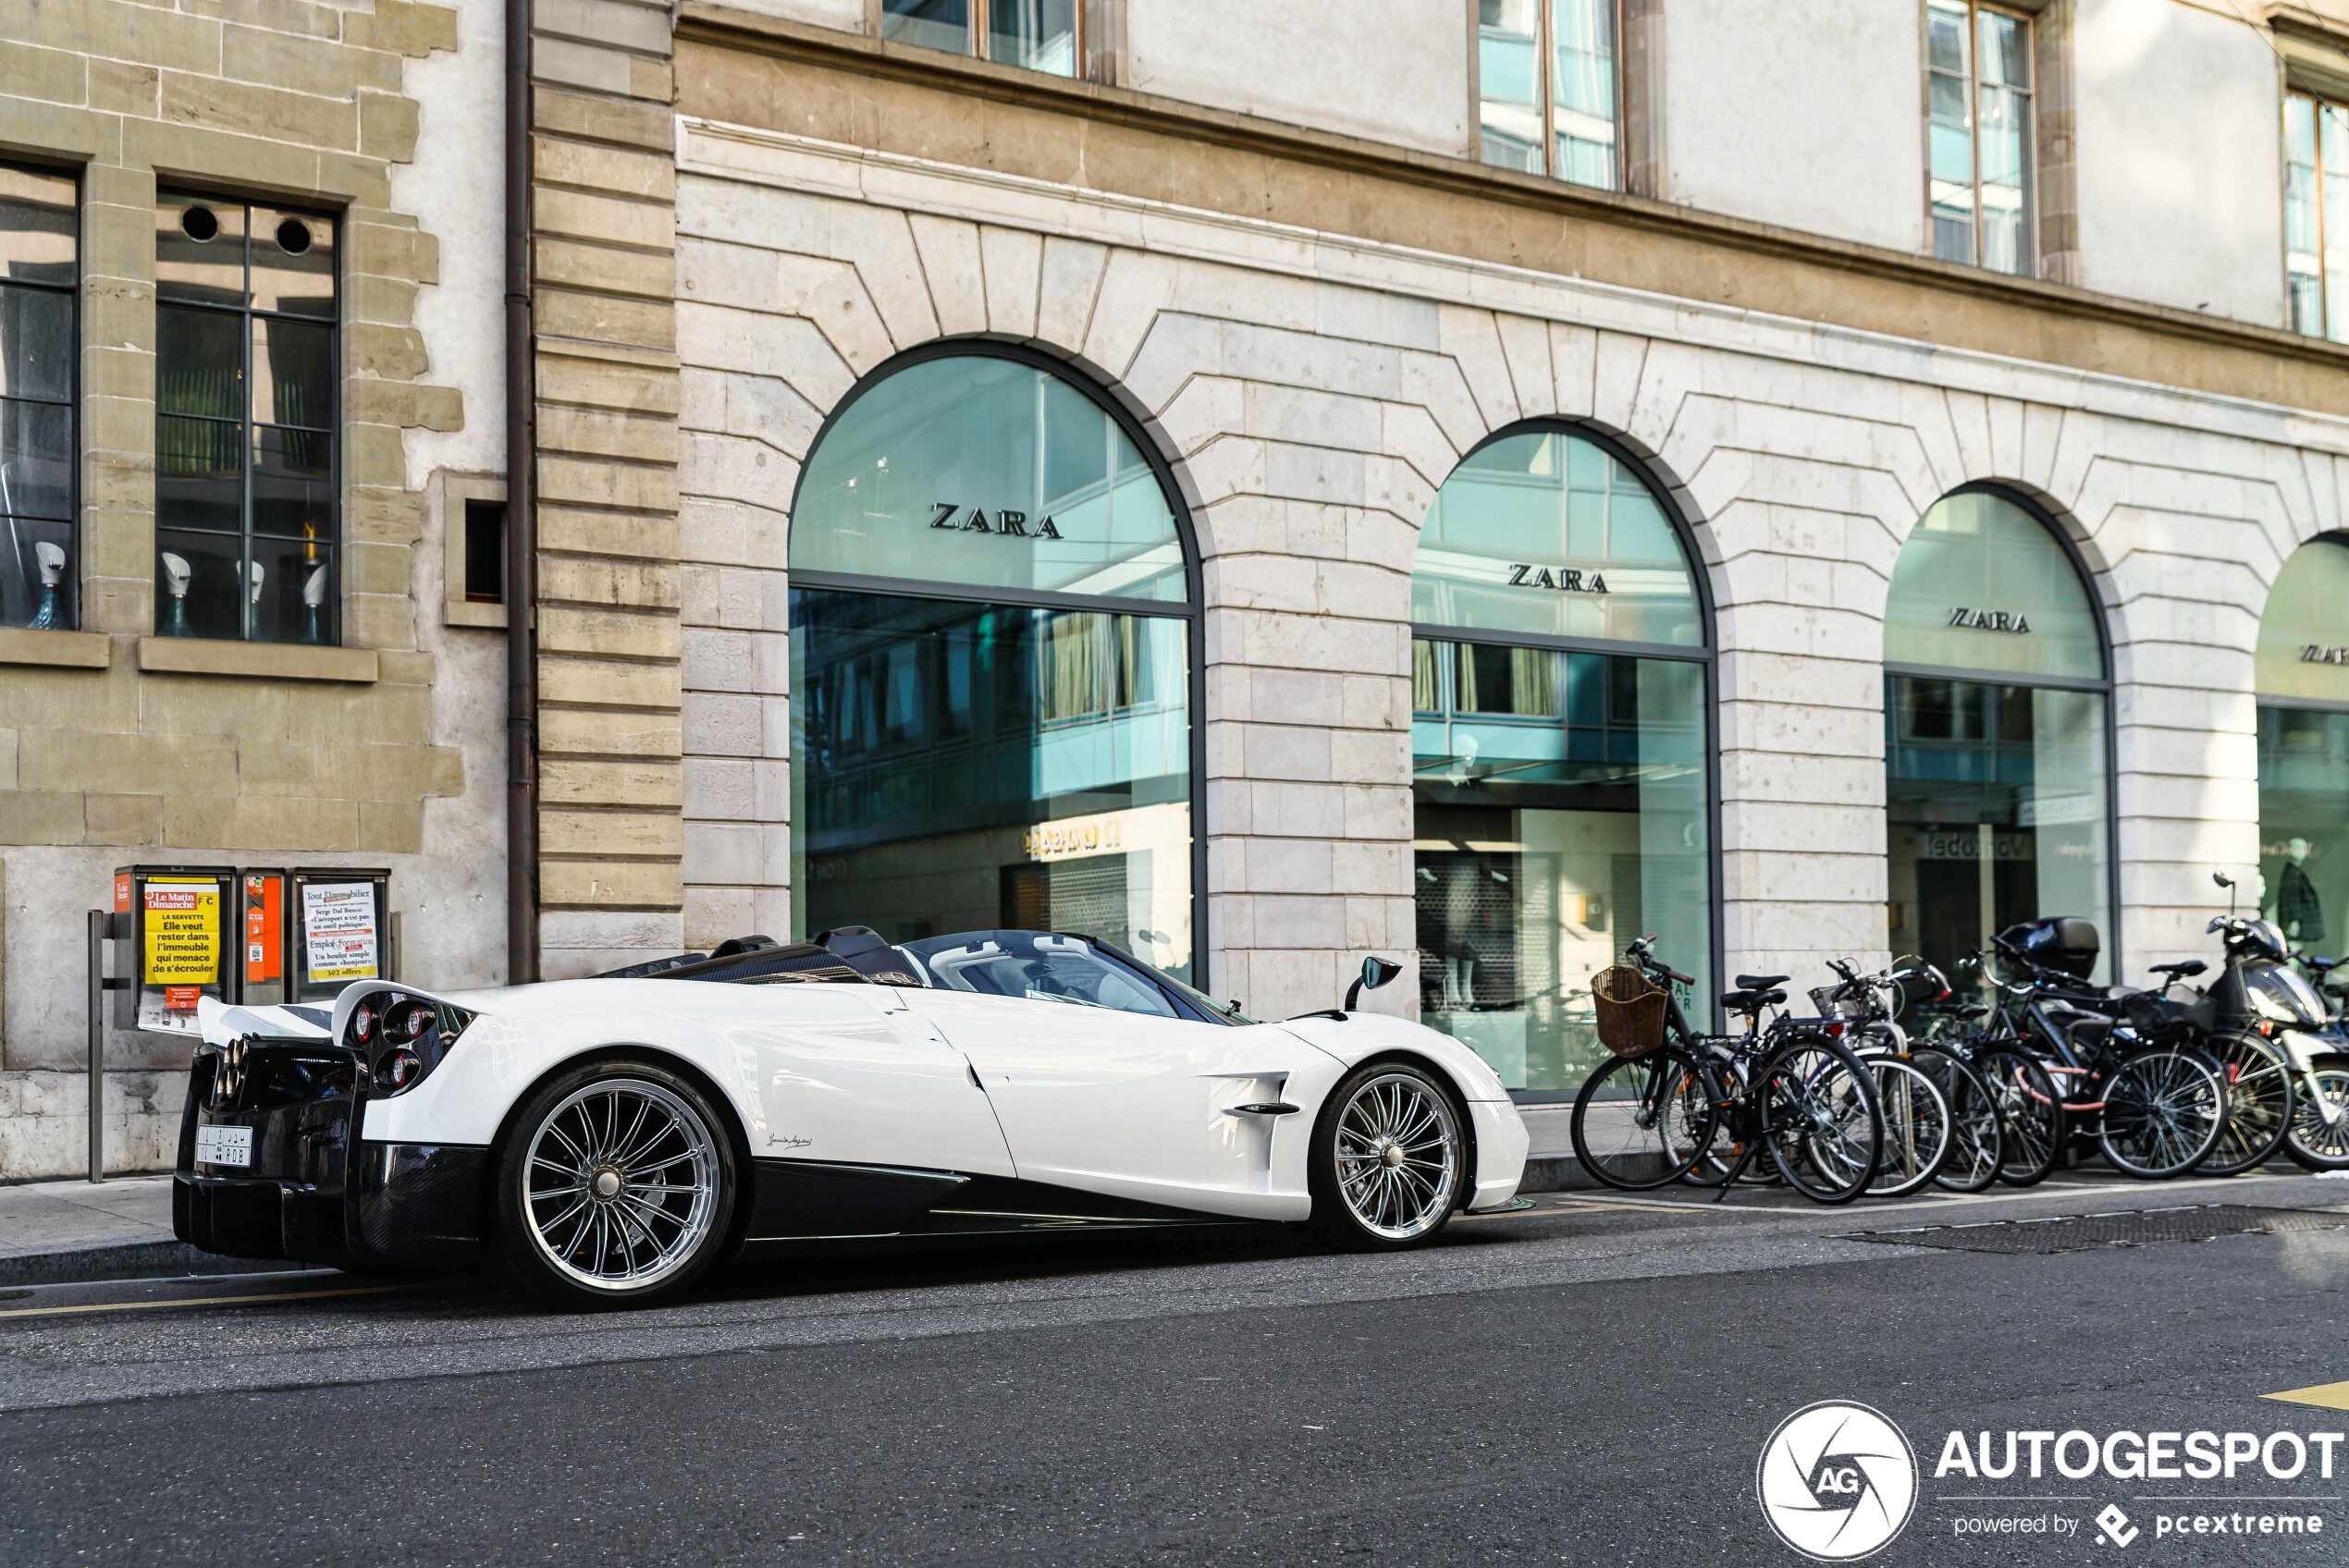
(2, 1170), (2346, 1567)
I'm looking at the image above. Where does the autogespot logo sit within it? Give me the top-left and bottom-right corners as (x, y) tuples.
(1758, 1402), (1920, 1561)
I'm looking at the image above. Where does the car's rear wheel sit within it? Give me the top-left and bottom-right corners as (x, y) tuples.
(489, 1060), (738, 1308)
(1307, 1061), (1464, 1250)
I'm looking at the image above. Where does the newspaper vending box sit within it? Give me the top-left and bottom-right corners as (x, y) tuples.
(113, 864), (237, 1035)
(285, 868), (392, 1004)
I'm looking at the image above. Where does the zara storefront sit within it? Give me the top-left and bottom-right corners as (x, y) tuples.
(656, 95), (2349, 1104)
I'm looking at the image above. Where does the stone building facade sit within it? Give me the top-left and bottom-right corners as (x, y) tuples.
(528, 2), (2349, 1082)
(0, 0), (506, 1175)
(8, 0), (2349, 1172)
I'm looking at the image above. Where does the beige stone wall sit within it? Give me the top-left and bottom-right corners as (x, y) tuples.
(664, 116), (2347, 1024)
(527, 0), (690, 975)
(0, 1), (494, 1172)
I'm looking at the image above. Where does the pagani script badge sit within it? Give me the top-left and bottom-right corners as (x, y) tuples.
(1506, 564), (1609, 593)
(2303, 643), (2349, 666)
(930, 502), (1063, 539)
(1948, 606), (2030, 633)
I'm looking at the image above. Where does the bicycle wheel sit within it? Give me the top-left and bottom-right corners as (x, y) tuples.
(1863, 1055), (1953, 1198)
(1916, 1046), (2005, 1194)
(2285, 1060), (2349, 1170)
(1758, 1035), (1882, 1205)
(1570, 1046), (1717, 1191)
(2201, 1032), (2294, 1177)
(2098, 1048), (2228, 1180)
(1975, 1046), (2064, 1187)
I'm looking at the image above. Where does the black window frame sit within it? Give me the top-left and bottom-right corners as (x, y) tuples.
(0, 157), (80, 633)
(153, 189), (340, 646)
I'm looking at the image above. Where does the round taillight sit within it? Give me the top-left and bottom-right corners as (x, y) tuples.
(388, 999), (432, 1042)
(379, 1047), (423, 1091)
(352, 1002), (375, 1043)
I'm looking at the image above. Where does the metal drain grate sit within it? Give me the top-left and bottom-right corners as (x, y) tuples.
(1847, 1205), (2349, 1256)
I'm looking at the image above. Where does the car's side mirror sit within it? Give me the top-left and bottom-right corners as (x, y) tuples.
(1345, 956), (1403, 1011)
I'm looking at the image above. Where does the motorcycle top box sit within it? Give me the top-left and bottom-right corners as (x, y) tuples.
(1998, 915), (2101, 980)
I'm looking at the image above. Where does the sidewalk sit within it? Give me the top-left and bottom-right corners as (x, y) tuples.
(0, 1175), (274, 1285)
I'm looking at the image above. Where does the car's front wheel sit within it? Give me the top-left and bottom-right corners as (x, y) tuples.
(488, 1059), (738, 1308)
(1307, 1061), (1465, 1250)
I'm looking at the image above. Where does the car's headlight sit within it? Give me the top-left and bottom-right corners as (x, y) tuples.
(348, 990), (476, 1096)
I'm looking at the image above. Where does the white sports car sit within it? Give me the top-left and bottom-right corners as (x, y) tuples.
(174, 927), (1529, 1305)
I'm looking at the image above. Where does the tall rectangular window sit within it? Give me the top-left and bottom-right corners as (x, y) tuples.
(881, 0), (1078, 77)
(1478, 0), (1619, 190)
(1927, 0), (2033, 275)
(2287, 92), (2349, 341)
(0, 163), (77, 632)
(154, 192), (338, 644)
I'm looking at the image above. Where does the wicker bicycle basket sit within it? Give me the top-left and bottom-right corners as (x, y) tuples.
(1590, 964), (1668, 1059)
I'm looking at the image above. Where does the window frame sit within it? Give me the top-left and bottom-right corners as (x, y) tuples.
(1881, 483), (2120, 985)
(877, 0), (1086, 79)
(153, 190), (341, 646)
(1473, 0), (1626, 192)
(1410, 420), (1720, 1078)
(1925, 0), (2036, 276)
(785, 339), (1209, 992)
(2287, 89), (2344, 341)
(0, 158), (80, 633)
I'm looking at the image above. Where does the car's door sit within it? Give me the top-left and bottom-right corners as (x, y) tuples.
(894, 985), (1318, 1217)
(738, 984), (1015, 1178)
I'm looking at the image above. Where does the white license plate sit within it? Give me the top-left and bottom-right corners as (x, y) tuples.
(194, 1124), (252, 1169)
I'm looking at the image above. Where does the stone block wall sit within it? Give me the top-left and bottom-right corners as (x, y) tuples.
(663, 114), (2345, 1021)
(527, 0), (691, 975)
(0, 1), (506, 1178)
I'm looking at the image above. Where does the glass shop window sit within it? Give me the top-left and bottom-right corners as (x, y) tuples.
(154, 192), (338, 644)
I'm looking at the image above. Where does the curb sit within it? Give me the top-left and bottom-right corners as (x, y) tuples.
(0, 1239), (294, 1288)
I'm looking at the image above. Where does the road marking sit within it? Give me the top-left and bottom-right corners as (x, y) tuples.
(2265, 1379), (2349, 1411)
(0, 1282), (426, 1321)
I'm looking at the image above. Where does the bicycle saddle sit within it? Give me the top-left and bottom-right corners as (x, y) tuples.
(2146, 960), (2206, 979)
(1734, 973), (1789, 990)
(1721, 986), (1787, 1012)
(2306, 954), (2343, 974)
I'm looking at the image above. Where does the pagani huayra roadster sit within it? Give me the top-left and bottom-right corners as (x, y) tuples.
(176, 927), (1528, 1306)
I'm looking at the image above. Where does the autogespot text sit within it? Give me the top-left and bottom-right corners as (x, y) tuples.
(1936, 1428), (2345, 1482)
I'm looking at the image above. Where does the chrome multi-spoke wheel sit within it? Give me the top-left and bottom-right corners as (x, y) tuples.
(523, 1079), (719, 1291)
(1310, 1065), (1463, 1248)
(494, 1064), (736, 1305)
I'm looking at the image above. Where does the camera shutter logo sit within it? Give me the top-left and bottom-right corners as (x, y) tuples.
(1756, 1402), (1919, 1561)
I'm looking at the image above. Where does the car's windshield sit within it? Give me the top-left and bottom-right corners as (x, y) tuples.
(896, 932), (1180, 1017)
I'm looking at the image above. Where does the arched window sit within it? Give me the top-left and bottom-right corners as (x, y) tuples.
(786, 347), (1202, 982)
(2256, 536), (2349, 951)
(1409, 425), (1714, 1099)
(1883, 488), (2114, 981)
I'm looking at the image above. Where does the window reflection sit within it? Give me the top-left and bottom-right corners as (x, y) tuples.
(882, 0), (1076, 78)
(1480, 0), (1618, 190)
(153, 191), (338, 644)
(1927, 0), (2033, 276)
(2287, 92), (2349, 342)
(0, 161), (77, 631)
(1413, 638), (1710, 1093)
(791, 589), (1194, 981)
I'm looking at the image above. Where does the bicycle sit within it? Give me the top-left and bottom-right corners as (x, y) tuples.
(1569, 937), (1885, 1206)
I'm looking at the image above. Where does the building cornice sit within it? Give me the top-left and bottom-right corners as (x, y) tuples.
(675, 1), (2349, 418)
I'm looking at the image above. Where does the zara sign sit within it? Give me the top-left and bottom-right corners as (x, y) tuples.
(929, 502), (1064, 539)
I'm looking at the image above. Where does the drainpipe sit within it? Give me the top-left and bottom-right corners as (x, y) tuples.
(504, 0), (539, 984)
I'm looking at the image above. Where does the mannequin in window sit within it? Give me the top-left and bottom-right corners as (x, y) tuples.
(2280, 836), (2325, 946)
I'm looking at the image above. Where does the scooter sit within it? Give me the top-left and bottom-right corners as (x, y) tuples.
(2210, 873), (2349, 1170)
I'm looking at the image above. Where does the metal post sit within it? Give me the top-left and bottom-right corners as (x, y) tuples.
(86, 908), (105, 1183)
